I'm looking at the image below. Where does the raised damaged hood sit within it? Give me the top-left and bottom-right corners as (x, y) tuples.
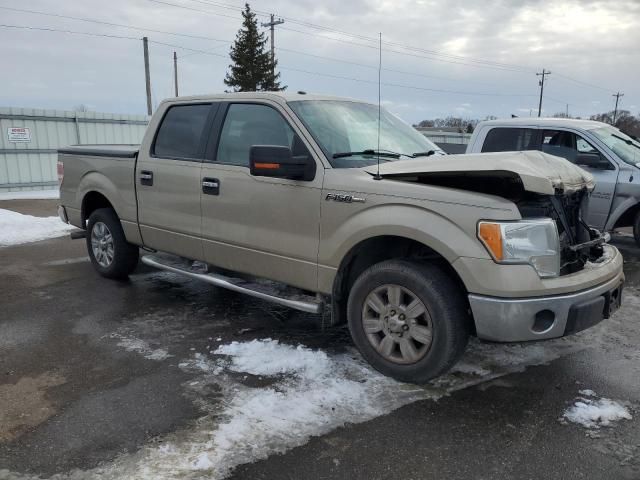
(364, 150), (595, 195)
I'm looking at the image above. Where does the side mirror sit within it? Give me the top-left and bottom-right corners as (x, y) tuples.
(250, 145), (315, 181)
(575, 152), (612, 170)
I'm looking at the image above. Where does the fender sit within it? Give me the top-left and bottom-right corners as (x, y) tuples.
(604, 185), (640, 231)
(317, 203), (493, 294)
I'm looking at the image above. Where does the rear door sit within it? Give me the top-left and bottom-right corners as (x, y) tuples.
(199, 101), (323, 291)
(136, 102), (218, 259)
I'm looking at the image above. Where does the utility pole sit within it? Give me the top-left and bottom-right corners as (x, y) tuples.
(173, 51), (179, 97)
(536, 69), (550, 117)
(261, 14), (284, 79)
(612, 92), (624, 124)
(566, 103), (569, 117)
(142, 37), (152, 115)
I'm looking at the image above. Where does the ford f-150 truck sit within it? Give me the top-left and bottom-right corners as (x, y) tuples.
(57, 92), (624, 383)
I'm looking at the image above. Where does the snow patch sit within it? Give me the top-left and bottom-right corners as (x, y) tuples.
(215, 339), (331, 377)
(109, 333), (173, 361)
(109, 336), (588, 479)
(579, 389), (596, 397)
(0, 209), (73, 246)
(0, 189), (59, 200)
(563, 391), (632, 429)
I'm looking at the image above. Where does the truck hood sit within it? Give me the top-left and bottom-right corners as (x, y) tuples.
(364, 150), (595, 195)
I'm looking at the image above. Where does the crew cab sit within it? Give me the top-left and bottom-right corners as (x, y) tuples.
(57, 93), (624, 383)
(467, 118), (640, 246)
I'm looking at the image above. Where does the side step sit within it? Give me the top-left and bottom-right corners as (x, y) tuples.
(141, 255), (323, 314)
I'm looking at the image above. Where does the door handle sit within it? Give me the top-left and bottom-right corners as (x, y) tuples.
(140, 170), (153, 186)
(202, 177), (220, 195)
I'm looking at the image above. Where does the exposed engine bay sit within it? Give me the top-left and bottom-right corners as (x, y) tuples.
(516, 189), (605, 275)
(383, 171), (605, 275)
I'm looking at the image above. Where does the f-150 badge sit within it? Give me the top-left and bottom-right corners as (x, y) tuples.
(325, 193), (366, 203)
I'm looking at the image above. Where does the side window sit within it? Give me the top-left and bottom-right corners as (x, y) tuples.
(481, 128), (538, 153)
(577, 137), (598, 154)
(541, 129), (601, 163)
(216, 104), (308, 166)
(153, 104), (211, 159)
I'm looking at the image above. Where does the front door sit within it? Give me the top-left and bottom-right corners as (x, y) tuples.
(137, 102), (216, 259)
(200, 101), (323, 291)
(539, 129), (618, 230)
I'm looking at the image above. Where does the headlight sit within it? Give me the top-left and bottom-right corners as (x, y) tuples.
(478, 218), (560, 278)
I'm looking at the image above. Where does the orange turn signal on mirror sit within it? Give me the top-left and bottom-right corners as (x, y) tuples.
(254, 162), (280, 169)
(478, 222), (503, 261)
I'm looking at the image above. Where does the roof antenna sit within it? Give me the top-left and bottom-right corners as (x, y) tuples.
(374, 32), (383, 181)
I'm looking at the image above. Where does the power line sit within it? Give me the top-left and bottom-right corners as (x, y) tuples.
(2, 2), (620, 92)
(0, 23), (139, 40)
(276, 47), (503, 86)
(0, 5), (230, 43)
(553, 72), (613, 93)
(149, 39), (538, 97)
(143, 0), (533, 73)
(185, 0), (534, 72)
(0, 23), (565, 100)
(0, 2), (533, 74)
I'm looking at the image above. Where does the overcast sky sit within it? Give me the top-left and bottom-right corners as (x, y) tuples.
(1, 0), (638, 123)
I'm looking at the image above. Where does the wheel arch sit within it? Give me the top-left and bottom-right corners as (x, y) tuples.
(330, 235), (471, 330)
(81, 191), (115, 226)
(610, 201), (640, 230)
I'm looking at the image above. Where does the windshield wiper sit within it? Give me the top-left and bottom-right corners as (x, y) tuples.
(411, 150), (436, 157)
(333, 149), (401, 159)
(612, 134), (640, 150)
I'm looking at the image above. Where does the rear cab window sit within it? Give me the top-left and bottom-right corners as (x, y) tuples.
(481, 128), (539, 153)
(152, 104), (213, 160)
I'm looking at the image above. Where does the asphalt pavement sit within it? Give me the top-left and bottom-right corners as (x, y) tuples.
(1, 199), (639, 480)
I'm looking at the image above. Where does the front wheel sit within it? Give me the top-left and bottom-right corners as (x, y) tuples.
(86, 208), (139, 279)
(634, 210), (640, 248)
(347, 260), (470, 383)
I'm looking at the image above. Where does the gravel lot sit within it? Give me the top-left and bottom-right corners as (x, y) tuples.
(1, 199), (639, 480)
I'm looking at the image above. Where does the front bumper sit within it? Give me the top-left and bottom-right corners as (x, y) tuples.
(469, 265), (624, 342)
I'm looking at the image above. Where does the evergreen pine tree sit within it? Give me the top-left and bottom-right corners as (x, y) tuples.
(224, 3), (285, 91)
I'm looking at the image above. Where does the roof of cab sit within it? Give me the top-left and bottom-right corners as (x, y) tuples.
(477, 117), (608, 131)
(160, 91), (364, 106)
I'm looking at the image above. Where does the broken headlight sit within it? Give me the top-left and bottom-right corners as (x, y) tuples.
(477, 218), (560, 278)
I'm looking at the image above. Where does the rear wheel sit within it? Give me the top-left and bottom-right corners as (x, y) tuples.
(86, 208), (139, 279)
(634, 211), (640, 248)
(347, 259), (469, 383)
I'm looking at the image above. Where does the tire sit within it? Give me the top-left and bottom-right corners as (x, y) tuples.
(634, 211), (640, 248)
(86, 208), (139, 279)
(347, 259), (470, 384)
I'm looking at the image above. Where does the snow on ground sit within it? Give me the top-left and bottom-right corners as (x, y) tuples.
(563, 391), (632, 429)
(0, 189), (59, 200)
(0, 209), (73, 247)
(86, 333), (592, 480)
(106, 332), (173, 361)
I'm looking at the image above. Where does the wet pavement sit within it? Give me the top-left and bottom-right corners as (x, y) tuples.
(0, 199), (639, 479)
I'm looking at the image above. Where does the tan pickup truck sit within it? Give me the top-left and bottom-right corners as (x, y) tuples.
(57, 92), (624, 383)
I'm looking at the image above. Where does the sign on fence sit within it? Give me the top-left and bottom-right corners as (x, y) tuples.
(7, 127), (32, 143)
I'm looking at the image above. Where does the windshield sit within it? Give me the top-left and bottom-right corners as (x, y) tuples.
(590, 126), (640, 167)
(288, 100), (442, 168)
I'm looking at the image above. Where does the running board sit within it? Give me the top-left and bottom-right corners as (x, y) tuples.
(141, 255), (323, 314)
